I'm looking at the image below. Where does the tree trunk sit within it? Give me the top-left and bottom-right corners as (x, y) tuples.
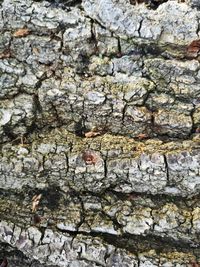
(0, 0), (200, 266)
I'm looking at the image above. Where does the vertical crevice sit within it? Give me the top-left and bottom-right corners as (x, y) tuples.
(163, 154), (170, 185)
(104, 157), (108, 178)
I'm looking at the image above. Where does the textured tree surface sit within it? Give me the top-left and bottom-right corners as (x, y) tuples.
(1, 0), (200, 266)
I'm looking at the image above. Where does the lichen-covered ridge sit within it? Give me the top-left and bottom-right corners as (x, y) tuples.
(1, 0), (200, 266)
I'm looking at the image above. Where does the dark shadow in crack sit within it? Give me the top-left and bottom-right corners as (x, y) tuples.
(33, 0), (82, 8)
(130, 0), (170, 9)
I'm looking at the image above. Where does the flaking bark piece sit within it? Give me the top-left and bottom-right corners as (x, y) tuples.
(82, 150), (98, 165)
(136, 133), (148, 140)
(187, 39), (200, 57)
(190, 262), (200, 267)
(32, 194), (42, 212)
(13, 28), (30, 38)
(0, 50), (11, 59)
(84, 131), (101, 138)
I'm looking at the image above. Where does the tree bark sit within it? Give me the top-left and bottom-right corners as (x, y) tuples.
(0, 0), (200, 266)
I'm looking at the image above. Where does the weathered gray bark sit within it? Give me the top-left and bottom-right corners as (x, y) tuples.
(1, 0), (200, 266)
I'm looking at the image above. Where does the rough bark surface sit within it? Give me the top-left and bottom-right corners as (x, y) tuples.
(1, 0), (200, 266)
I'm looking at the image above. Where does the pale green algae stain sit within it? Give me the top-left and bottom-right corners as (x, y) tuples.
(26, 127), (200, 158)
(1, 126), (200, 165)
